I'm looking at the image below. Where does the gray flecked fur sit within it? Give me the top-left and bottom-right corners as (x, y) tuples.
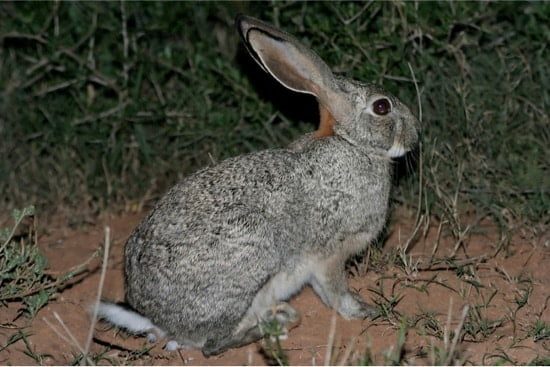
(120, 14), (420, 356)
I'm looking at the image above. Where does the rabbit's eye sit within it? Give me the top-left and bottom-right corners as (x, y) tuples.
(372, 98), (391, 116)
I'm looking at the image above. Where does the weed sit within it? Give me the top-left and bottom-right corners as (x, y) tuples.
(21, 331), (52, 364)
(355, 318), (409, 366)
(461, 290), (505, 342)
(0, 206), (93, 318)
(396, 247), (420, 277)
(370, 277), (404, 325)
(21, 290), (51, 320)
(0, 329), (27, 352)
(427, 303), (470, 365)
(530, 320), (550, 342)
(482, 350), (516, 366)
(0, 206), (53, 318)
(383, 316), (408, 365)
(514, 285), (532, 311)
(463, 304), (505, 341)
(259, 318), (289, 366)
(70, 344), (150, 366)
(358, 347), (375, 366)
(413, 310), (444, 339)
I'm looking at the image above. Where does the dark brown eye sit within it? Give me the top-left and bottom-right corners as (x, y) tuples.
(372, 98), (391, 115)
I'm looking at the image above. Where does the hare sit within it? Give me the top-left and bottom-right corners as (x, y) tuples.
(96, 14), (419, 356)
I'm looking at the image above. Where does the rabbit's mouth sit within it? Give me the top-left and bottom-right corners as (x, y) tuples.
(387, 142), (407, 158)
(386, 113), (420, 158)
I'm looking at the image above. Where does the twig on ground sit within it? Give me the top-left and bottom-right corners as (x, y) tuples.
(324, 309), (338, 366)
(83, 226), (111, 364)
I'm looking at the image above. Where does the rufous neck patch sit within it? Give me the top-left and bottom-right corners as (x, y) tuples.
(313, 104), (336, 138)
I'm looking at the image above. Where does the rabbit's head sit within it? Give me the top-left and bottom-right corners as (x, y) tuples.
(236, 15), (419, 158)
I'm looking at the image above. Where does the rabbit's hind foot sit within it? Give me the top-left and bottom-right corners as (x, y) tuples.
(260, 302), (301, 342)
(338, 291), (379, 320)
(202, 302), (300, 356)
(260, 301), (301, 336)
(150, 337), (196, 352)
(164, 340), (179, 351)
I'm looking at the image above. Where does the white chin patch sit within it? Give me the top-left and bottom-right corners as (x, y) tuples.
(387, 142), (407, 158)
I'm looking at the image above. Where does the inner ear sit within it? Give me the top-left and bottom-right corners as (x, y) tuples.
(247, 30), (327, 98)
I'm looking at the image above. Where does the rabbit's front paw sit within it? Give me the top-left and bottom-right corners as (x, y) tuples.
(338, 292), (379, 320)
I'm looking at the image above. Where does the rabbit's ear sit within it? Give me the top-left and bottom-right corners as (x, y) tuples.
(236, 14), (350, 126)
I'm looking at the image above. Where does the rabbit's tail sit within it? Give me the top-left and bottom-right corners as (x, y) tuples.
(94, 302), (166, 341)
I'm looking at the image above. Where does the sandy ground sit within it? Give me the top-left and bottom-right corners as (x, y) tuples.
(0, 208), (548, 365)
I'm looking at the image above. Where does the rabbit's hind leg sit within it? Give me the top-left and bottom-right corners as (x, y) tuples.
(310, 248), (379, 320)
(201, 302), (300, 356)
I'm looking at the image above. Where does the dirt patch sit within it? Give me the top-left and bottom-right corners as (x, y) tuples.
(1, 209), (548, 365)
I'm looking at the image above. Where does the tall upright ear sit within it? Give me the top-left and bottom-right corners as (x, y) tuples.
(236, 14), (350, 124)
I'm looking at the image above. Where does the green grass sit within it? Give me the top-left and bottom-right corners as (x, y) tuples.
(0, 330), (27, 353)
(0, 205), (54, 318)
(1, 2), (547, 230)
(0, 205), (95, 319)
(21, 331), (52, 364)
(530, 320), (550, 342)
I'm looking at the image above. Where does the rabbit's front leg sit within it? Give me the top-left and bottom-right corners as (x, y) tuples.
(309, 248), (378, 320)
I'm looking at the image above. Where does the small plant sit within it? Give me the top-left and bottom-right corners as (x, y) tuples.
(413, 310), (445, 339)
(21, 331), (52, 364)
(425, 304), (470, 365)
(514, 285), (532, 310)
(370, 278), (403, 325)
(72, 345), (154, 365)
(396, 247), (420, 277)
(383, 317), (408, 365)
(0, 205), (54, 318)
(0, 330), (27, 352)
(529, 320), (550, 342)
(482, 347), (521, 366)
(356, 318), (409, 366)
(427, 344), (467, 366)
(259, 318), (290, 366)
(463, 305), (504, 341)
(359, 346), (375, 366)
(0, 206), (91, 318)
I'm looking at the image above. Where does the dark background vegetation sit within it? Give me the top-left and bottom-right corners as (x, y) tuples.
(1, 1), (548, 231)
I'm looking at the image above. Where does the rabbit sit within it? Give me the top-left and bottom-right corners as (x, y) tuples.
(95, 14), (420, 357)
